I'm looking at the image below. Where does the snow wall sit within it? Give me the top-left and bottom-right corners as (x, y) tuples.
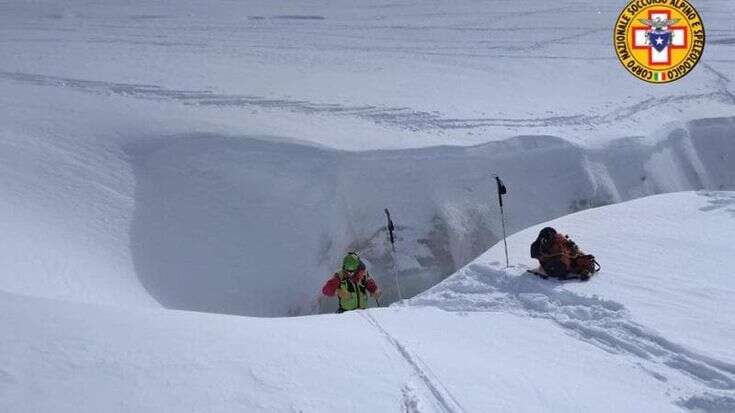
(1, 117), (734, 316)
(126, 116), (735, 316)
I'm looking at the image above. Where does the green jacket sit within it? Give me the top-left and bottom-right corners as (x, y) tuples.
(323, 267), (377, 312)
(337, 274), (370, 312)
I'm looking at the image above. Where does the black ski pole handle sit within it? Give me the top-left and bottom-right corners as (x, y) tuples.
(384, 208), (395, 245)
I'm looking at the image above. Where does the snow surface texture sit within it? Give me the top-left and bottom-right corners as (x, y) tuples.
(3, 192), (734, 412)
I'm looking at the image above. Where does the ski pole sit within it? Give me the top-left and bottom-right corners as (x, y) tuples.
(384, 208), (402, 300)
(493, 175), (510, 268)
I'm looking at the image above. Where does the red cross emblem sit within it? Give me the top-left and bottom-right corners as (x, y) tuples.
(631, 10), (688, 66)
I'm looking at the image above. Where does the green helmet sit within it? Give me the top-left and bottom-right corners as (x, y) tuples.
(342, 253), (360, 272)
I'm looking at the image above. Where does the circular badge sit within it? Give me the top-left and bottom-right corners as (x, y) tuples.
(613, 0), (705, 83)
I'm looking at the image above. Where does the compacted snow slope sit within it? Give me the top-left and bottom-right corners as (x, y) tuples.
(413, 191), (735, 411)
(2, 192), (734, 412)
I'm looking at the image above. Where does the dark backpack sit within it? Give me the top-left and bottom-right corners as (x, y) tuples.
(530, 239), (541, 259)
(530, 227), (557, 259)
(572, 254), (600, 277)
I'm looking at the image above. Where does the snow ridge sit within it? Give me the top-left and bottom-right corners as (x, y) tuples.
(410, 263), (735, 403)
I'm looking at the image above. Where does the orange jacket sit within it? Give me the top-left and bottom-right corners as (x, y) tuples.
(539, 233), (575, 270)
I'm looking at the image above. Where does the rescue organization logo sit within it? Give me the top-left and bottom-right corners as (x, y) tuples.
(614, 0), (705, 83)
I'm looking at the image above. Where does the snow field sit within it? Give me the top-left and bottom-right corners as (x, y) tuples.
(0, 0), (734, 410)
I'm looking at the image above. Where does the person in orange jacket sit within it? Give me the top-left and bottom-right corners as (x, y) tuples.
(530, 227), (598, 280)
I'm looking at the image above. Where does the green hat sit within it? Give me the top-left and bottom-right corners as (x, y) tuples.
(342, 254), (360, 272)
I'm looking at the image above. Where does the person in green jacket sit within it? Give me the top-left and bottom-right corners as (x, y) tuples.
(322, 252), (380, 313)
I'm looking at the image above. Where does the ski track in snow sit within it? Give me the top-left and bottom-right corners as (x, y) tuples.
(409, 263), (735, 404)
(699, 192), (735, 216)
(1, 70), (732, 132)
(361, 311), (465, 413)
(401, 385), (422, 413)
